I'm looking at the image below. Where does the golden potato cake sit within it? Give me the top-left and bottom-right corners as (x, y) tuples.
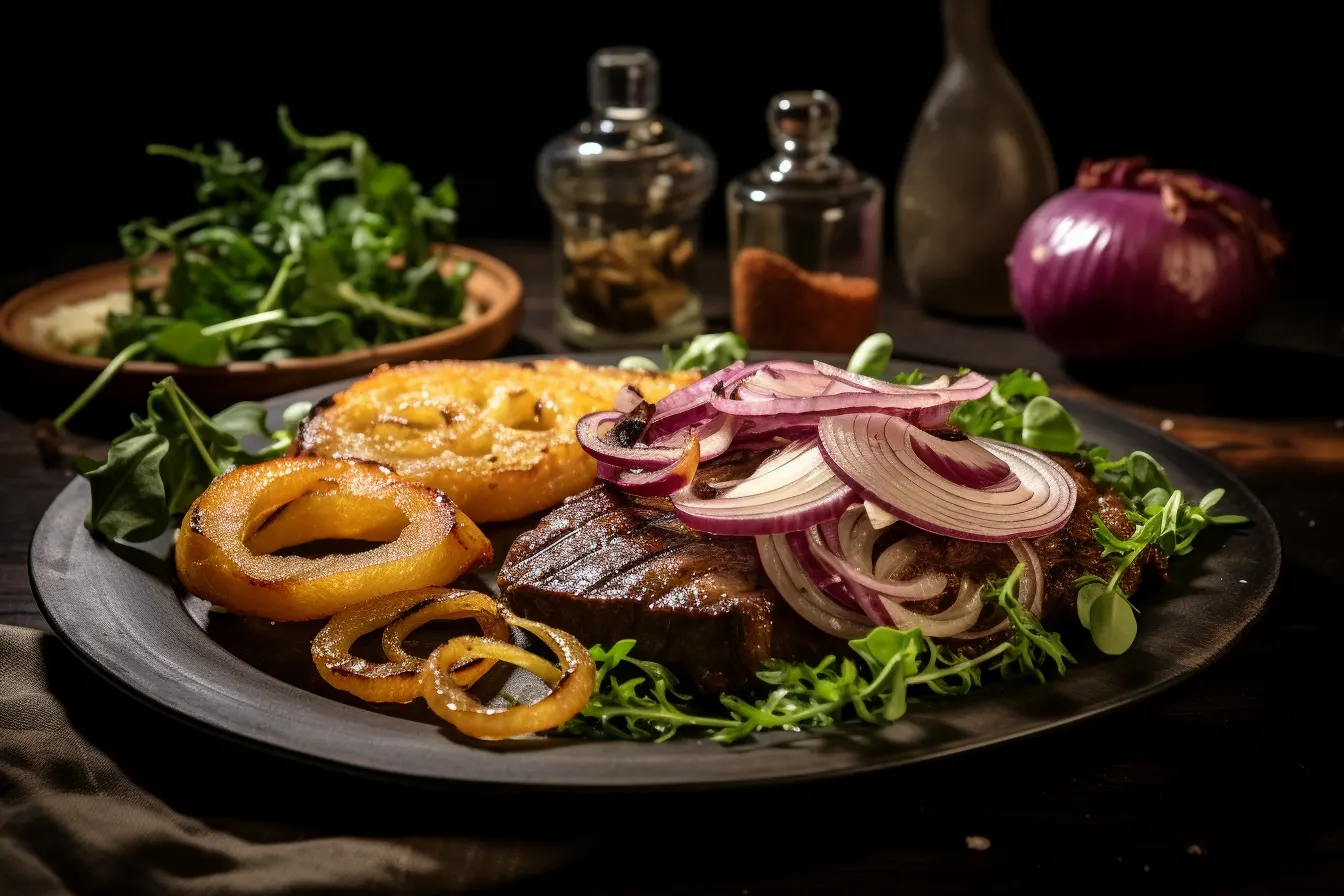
(294, 358), (699, 522)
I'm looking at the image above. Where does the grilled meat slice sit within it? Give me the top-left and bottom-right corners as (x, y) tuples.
(496, 484), (842, 695)
(499, 453), (1166, 694)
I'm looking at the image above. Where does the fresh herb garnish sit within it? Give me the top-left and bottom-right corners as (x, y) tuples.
(955, 371), (1248, 656)
(1073, 456), (1248, 654)
(617, 331), (749, 374)
(663, 332), (749, 372)
(55, 106), (468, 429)
(846, 333), (894, 378)
(889, 369), (928, 386)
(560, 564), (1069, 744)
(948, 368), (1082, 453)
(76, 378), (307, 542)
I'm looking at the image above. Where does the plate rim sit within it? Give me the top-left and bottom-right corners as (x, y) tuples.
(27, 352), (1282, 791)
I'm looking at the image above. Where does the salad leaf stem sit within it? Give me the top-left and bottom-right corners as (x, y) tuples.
(199, 309), (288, 337)
(906, 640), (1012, 684)
(54, 339), (150, 430)
(255, 254), (298, 314)
(163, 383), (223, 478)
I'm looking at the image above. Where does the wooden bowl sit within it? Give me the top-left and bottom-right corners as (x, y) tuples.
(0, 244), (523, 415)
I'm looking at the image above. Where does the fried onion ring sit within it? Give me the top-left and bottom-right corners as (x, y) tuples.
(175, 457), (492, 621)
(421, 609), (596, 740)
(312, 588), (509, 702)
(294, 358), (699, 522)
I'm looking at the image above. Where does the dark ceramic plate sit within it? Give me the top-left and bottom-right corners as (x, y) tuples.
(28, 353), (1280, 790)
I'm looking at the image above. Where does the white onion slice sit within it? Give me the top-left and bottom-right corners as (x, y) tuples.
(756, 534), (873, 639)
(669, 437), (854, 536)
(818, 413), (1077, 542)
(808, 523), (947, 602)
(864, 500), (900, 530)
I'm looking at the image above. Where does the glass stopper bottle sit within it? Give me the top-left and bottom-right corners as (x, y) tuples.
(726, 90), (884, 353)
(896, 0), (1058, 318)
(537, 47), (715, 349)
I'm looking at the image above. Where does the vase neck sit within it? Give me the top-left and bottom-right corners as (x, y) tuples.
(941, 0), (997, 64)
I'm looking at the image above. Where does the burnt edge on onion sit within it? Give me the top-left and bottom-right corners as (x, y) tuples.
(604, 402), (653, 448)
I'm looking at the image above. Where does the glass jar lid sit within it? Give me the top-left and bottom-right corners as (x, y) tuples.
(733, 89), (867, 199)
(537, 47), (716, 213)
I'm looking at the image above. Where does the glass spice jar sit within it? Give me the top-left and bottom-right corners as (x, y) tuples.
(537, 47), (715, 349)
(726, 90), (884, 353)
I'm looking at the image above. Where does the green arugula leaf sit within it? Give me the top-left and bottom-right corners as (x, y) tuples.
(950, 369), (1073, 451)
(889, 369), (928, 386)
(149, 321), (226, 366)
(1021, 396), (1083, 453)
(846, 333), (894, 378)
(616, 356), (661, 372)
(985, 565), (1076, 682)
(663, 332), (749, 372)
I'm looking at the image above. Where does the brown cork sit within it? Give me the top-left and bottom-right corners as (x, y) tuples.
(730, 248), (879, 353)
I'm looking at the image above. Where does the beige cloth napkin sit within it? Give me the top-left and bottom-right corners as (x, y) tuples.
(0, 625), (591, 895)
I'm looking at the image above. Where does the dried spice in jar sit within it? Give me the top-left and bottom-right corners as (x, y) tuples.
(538, 47), (715, 348)
(726, 90), (884, 353)
(561, 225), (696, 334)
(731, 248), (878, 352)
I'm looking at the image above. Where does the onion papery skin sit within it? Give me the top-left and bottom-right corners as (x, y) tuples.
(1010, 161), (1284, 360)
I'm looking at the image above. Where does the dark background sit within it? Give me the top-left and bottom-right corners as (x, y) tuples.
(0, 6), (1330, 286)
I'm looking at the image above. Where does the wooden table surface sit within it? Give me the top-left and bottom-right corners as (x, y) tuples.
(2, 241), (1341, 893)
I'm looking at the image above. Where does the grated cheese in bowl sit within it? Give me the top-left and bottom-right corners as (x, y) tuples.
(30, 291), (133, 355)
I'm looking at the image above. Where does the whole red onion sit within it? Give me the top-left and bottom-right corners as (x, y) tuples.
(1009, 157), (1285, 359)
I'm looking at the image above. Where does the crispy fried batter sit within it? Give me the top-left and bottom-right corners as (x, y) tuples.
(294, 358), (699, 522)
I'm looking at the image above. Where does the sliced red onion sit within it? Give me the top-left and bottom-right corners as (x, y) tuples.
(647, 360), (745, 416)
(818, 414), (1076, 542)
(736, 414), (821, 443)
(873, 537), (919, 581)
(648, 413), (741, 462)
(692, 414), (740, 461)
(813, 361), (993, 402)
(944, 539), (1045, 641)
(642, 402), (718, 444)
(614, 385), (644, 414)
(812, 360), (920, 395)
(736, 362), (846, 399)
(577, 410), (687, 470)
(596, 436), (700, 497)
(639, 361), (748, 442)
(710, 389), (950, 419)
(908, 432), (1015, 490)
(784, 530), (858, 609)
(805, 523), (981, 637)
(669, 437), (854, 536)
(811, 514), (947, 601)
(1011, 538), (1045, 618)
(921, 371), (993, 399)
(756, 534), (873, 639)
